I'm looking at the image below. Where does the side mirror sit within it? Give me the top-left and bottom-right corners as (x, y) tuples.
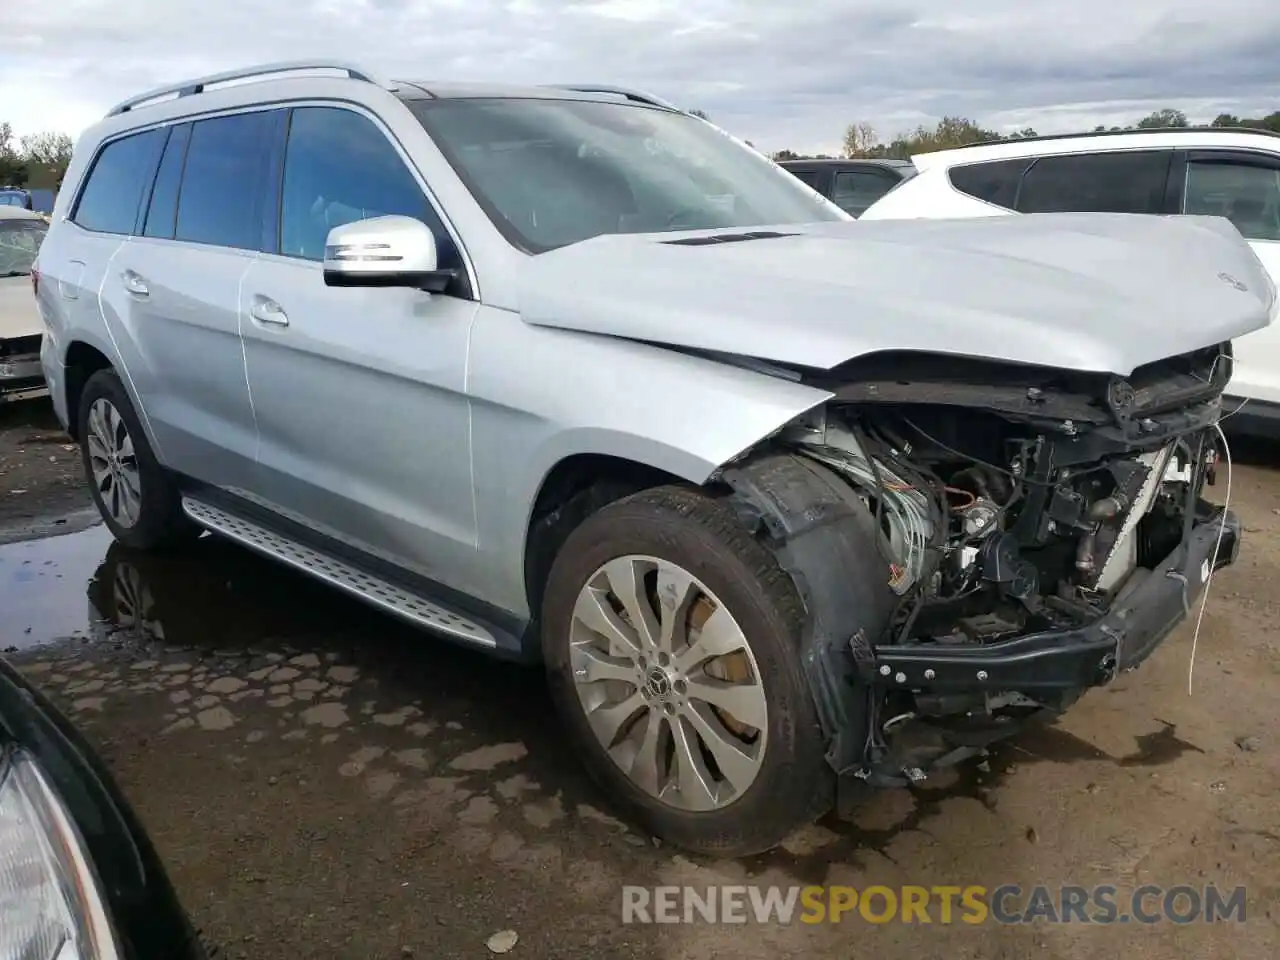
(322, 215), (454, 292)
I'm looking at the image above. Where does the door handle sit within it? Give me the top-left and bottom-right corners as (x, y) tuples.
(250, 294), (289, 327)
(121, 269), (149, 298)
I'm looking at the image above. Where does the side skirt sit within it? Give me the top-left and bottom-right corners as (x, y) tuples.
(178, 487), (532, 661)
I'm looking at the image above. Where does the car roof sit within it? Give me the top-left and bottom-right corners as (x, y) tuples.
(780, 158), (914, 168)
(911, 126), (1280, 170)
(102, 62), (686, 120)
(0, 206), (42, 221)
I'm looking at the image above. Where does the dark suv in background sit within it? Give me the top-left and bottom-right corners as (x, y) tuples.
(777, 158), (916, 216)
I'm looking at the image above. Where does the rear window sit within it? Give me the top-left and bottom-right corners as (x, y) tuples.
(0, 218), (48, 276)
(71, 128), (166, 234)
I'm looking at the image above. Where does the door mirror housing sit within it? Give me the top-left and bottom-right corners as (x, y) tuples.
(322, 215), (453, 292)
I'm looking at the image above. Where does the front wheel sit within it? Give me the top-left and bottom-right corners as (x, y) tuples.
(77, 369), (199, 550)
(541, 486), (834, 856)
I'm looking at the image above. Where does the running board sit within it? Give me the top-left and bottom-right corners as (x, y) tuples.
(180, 496), (498, 648)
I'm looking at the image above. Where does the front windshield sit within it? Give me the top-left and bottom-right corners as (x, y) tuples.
(409, 97), (846, 252)
(0, 219), (47, 276)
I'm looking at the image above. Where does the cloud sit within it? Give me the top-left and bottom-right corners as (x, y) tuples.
(2, 0), (1278, 155)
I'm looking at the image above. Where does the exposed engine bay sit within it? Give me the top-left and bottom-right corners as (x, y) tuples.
(728, 343), (1238, 792)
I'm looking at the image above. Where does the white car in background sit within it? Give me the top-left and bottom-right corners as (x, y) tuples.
(0, 205), (49, 400)
(860, 128), (1280, 436)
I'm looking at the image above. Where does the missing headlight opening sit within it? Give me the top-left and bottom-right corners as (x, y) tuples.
(744, 343), (1237, 792)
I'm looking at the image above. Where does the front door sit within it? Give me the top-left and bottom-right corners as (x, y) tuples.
(238, 103), (480, 592)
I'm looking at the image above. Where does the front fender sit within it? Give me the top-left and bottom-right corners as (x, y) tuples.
(467, 310), (832, 616)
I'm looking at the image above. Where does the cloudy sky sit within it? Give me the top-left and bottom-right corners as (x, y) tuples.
(2, 0), (1277, 156)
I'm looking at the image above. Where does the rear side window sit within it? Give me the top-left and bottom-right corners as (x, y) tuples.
(948, 158), (1032, 209)
(71, 128), (166, 234)
(1016, 151), (1171, 215)
(785, 168), (821, 188)
(142, 123), (191, 240)
(175, 111), (278, 250)
(831, 169), (897, 216)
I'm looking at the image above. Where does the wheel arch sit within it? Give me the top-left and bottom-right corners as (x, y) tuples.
(520, 442), (705, 621)
(62, 337), (116, 440)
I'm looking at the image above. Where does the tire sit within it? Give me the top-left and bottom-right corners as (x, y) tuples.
(77, 368), (198, 550)
(541, 485), (833, 856)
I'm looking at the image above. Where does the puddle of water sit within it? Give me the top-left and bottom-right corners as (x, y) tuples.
(0, 523), (112, 651)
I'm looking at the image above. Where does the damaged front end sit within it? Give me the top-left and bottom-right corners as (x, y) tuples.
(721, 344), (1240, 799)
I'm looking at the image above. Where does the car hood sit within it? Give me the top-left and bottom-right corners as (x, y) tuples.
(0, 274), (42, 341)
(517, 213), (1276, 375)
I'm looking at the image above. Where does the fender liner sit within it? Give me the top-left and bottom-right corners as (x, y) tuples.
(720, 452), (897, 775)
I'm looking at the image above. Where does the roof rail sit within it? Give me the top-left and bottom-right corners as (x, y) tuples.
(548, 84), (680, 112)
(105, 60), (390, 118)
(926, 124), (1280, 154)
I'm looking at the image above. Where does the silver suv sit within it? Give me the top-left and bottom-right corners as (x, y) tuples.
(34, 61), (1272, 855)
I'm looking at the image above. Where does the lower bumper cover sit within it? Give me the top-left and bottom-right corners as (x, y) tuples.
(857, 509), (1241, 693)
(0, 354), (42, 382)
(0, 354), (46, 400)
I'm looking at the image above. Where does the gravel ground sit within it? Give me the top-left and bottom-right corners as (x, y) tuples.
(1, 395), (1278, 959)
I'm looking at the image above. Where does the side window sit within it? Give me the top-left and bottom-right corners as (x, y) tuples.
(142, 123), (191, 240)
(175, 111), (277, 250)
(279, 106), (459, 270)
(1016, 151), (1171, 215)
(1184, 158), (1280, 242)
(786, 168), (821, 188)
(71, 128), (166, 234)
(831, 169), (897, 215)
(948, 158), (1032, 210)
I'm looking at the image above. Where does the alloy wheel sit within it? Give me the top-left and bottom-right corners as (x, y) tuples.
(568, 555), (768, 811)
(86, 397), (142, 528)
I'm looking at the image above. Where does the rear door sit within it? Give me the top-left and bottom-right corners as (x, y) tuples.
(1013, 150), (1176, 215)
(35, 128), (166, 433)
(1178, 149), (1280, 405)
(106, 109), (282, 491)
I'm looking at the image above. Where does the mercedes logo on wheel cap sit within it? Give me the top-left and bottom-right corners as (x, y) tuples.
(645, 669), (672, 701)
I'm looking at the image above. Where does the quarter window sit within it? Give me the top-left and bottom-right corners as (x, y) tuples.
(175, 111), (277, 250)
(948, 158), (1032, 210)
(71, 128), (166, 234)
(1016, 151), (1171, 215)
(1184, 159), (1280, 242)
(279, 106), (457, 270)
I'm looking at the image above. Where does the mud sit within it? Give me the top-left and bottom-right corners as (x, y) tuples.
(2, 396), (1279, 959)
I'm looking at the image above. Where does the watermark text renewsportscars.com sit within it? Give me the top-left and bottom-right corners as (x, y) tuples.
(621, 884), (1247, 925)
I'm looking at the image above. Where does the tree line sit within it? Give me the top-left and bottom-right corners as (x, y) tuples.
(0, 122), (75, 189)
(773, 107), (1280, 162)
(8, 103), (1280, 187)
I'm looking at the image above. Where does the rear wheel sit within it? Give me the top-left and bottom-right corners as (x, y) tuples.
(541, 486), (833, 856)
(77, 369), (198, 550)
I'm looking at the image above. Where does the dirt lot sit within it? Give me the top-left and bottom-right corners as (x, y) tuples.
(1, 395), (1278, 959)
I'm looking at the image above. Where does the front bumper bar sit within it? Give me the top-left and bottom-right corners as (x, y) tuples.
(857, 509), (1241, 693)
